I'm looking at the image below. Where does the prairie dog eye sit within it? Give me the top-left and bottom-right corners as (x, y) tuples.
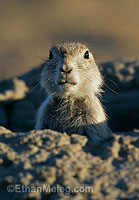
(84, 50), (89, 59)
(49, 51), (53, 59)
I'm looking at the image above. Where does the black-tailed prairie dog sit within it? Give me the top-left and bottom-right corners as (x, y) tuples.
(35, 42), (112, 143)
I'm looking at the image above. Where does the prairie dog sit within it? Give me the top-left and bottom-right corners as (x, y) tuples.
(35, 42), (111, 142)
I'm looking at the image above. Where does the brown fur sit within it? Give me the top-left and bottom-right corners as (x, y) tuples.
(35, 42), (112, 142)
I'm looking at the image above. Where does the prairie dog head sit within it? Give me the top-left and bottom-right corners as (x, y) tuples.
(41, 42), (103, 97)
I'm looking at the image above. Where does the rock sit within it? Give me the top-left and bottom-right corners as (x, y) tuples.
(0, 66), (45, 131)
(0, 78), (28, 102)
(101, 59), (139, 90)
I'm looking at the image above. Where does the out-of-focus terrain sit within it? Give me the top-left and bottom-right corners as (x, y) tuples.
(0, 0), (139, 78)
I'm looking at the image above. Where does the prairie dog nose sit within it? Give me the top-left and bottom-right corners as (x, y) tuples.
(60, 66), (73, 74)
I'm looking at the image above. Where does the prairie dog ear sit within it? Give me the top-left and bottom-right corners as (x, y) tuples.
(49, 51), (53, 60)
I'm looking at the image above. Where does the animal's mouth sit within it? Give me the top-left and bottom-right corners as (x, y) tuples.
(58, 80), (77, 86)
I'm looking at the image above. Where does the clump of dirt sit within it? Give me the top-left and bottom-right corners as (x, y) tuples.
(0, 127), (138, 200)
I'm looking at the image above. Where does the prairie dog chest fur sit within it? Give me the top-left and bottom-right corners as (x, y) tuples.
(39, 95), (101, 134)
(35, 42), (112, 142)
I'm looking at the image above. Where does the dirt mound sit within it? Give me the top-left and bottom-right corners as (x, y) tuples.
(0, 127), (138, 200)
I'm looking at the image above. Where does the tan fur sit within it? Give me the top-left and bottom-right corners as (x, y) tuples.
(35, 42), (112, 143)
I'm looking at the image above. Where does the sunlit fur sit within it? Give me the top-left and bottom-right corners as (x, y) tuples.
(35, 42), (111, 143)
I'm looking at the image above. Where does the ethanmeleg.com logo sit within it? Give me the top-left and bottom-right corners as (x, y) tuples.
(7, 184), (93, 194)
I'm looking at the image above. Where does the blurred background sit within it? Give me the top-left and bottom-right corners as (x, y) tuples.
(0, 0), (139, 79)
